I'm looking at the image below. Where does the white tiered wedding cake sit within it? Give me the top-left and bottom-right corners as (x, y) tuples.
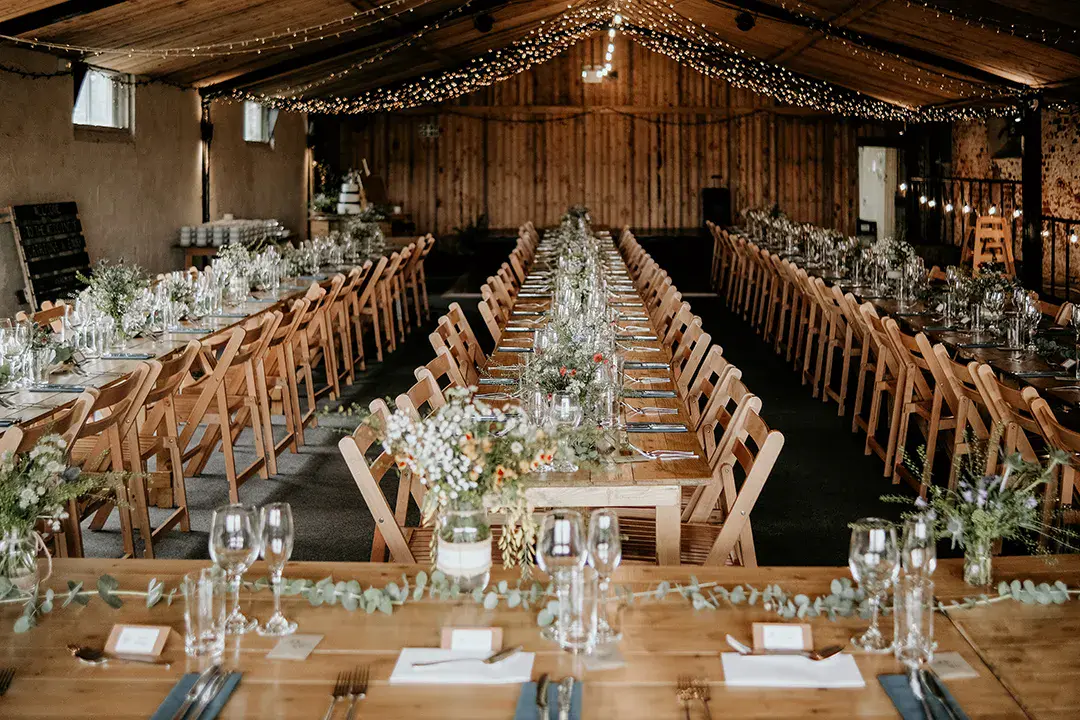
(337, 177), (362, 215)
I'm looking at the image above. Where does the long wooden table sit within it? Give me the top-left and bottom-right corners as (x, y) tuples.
(487, 234), (714, 565)
(0, 271), (357, 428)
(1, 556), (1076, 718)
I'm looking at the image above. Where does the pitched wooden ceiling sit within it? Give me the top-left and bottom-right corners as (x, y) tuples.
(1, 0), (1078, 113)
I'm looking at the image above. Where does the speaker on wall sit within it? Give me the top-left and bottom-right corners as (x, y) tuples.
(702, 187), (732, 228)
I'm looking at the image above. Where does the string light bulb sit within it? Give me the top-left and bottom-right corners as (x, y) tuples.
(928, 199), (937, 208)
(963, 204), (972, 214)
(919, 195), (927, 205)
(1012, 209), (1022, 218)
(945, 202), (954, 212)
(989, 205), (997, 215)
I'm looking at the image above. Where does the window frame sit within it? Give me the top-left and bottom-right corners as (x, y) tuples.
(243, 101), (273, 145)
(72, 66), (135, 140)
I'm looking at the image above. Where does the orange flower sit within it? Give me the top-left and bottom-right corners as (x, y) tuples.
(559, 366), (568, 377)
(569, 369), (577, 377)
(593, 353), (604, 363)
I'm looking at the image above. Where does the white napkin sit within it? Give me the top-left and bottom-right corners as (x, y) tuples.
(720, 652), (865, 689)
(388, 649), (535, 685)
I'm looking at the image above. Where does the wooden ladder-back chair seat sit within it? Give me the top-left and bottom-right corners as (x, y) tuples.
(882, 321), (956, 491)
(391, 243), (416, 341)
(327, 266), (366, 387)
(620, 406), (783, 567)
(828, 288), (867, 416)
(375, 251), (405, 353)
(120, 341), (201, 557)
(478, 291), (509, 347)
(403, 236), (435, 326)
(287, 285), (330, 445)
(650, 285), (684, 340)
(306, 274), (347, 401)
(176, 314), (281, 503)
(430, 319), (479, 386)
(923, 343), (992, 489)
(684, 346), (734, 432)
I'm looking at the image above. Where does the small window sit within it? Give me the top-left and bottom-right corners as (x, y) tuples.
(73, 68), (132, 130)
(244, 101), (272, 143)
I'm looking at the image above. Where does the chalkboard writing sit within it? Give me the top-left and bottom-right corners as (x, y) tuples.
(5, 202), (91, 307)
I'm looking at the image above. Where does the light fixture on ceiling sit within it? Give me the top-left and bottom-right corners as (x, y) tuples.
(735, 11), (755, 31)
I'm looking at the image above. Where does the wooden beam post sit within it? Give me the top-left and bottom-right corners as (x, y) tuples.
(1021, 96), (1043, 292)
(0, 0), (128, 36)
(200, 97), (212, 224)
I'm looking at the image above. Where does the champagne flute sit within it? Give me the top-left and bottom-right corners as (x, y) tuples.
(587, 510), (622, 644)
(537, 510), (587, 644)
(901, 513), (937, 579)
(209, 504), (262, 635)
(849, 518), (900, 652)
(257, 503), (298, 636)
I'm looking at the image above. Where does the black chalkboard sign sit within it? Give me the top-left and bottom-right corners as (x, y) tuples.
(3, 202), (91, 308)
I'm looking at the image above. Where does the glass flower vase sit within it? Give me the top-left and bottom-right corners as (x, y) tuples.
(0, 528), (40, 595)
(963, 539), (993, 587)
(435, 500), (492, 592)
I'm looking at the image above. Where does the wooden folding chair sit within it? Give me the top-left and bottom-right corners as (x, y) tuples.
(176, 314), (281, 503)
(684, 345), (736, 432)
(620, 406), (783, 566)
(478, 292), (506, 346)
(923, 343), (992, 489)
(882, 321), (956, 491)
(418, 346), (467, 393)
(354, 255), (389, 366)
(394, 368), (447, 420)
(856, 303), (903, 472)
(257, 300), (309, 467)
(970, 363), (1044, 471)
(403, 235), (435, 326)
(306, 274), (346, 400)
(375, 251), (405, 353)
(119, 342), (201, 558)
(327, 266), (366, 387)
(1028, 397), (1080, 527)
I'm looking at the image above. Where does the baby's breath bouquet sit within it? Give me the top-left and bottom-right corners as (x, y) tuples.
(78, 259), (150, 335)
(379, 388), (555, 570)
(343, 217), (385, 260)
(871, 236), (916, 271)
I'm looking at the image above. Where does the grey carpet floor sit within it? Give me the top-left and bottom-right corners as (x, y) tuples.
(80, 239), (913, 566)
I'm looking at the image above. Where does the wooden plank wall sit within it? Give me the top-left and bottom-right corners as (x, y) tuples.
(332, 35), (879, 234)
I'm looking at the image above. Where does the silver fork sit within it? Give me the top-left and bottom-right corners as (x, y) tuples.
(0, 668), (14, 696)
(345, 666), (369, 720)
(321, 671), (351, 720)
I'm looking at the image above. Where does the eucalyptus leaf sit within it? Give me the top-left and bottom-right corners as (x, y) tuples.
(537, 608), (554, 627)
(483, 592), (499, 610)
(13, 615), (32, 633)
(63, 581), (83, 609)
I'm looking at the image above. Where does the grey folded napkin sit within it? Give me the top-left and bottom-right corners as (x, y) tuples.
(150, 671), (242, 720)
(169, 328), (213, 334)
(624, 361), (669, 370)
(247, 297), (279, 303)
(0, 420), (14, 428)
(957, 342), (999, 349)
(209, 312), (249, 318)
(623, 389), (677, 399)
(518, 293), (550, 299)
(626, 422), (688, 433)
(504, 327), (537, 333)
(479, 377), (519, 386)
(29, 384), (85, 393)
(878, 673), (968, 720)
(514, 681), (583, 720)
(101, 352), (155, 360)
(496, 347), (534, 354)
(618, 335), (658, 342)
(1012, 370), (1059, 378)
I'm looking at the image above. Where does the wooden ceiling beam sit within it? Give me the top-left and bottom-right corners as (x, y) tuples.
(768, 0), (887, 64)
(348, 0), (459, 65)
(0, 0), (128, 36)
(703, 0), (1030, 90)
(199, 0), (510, 96)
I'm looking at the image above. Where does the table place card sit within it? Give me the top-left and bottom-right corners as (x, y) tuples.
(106, 624), (171, 657)
(930, 652), (979, 680)
(441, 627), (502, 652)
(267, 634), (324, 661)
(753, 623), (811, 651)
(1063, 359), (1077, 370)
(720, 652), (865, 688)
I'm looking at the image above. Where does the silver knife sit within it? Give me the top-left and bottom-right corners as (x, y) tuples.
(169, 665), (221, 720)
(921, 669), (961, 720)
(536, 674), (550, 720)
(557, 677), (574, 720)
(188, 670), (230, 720)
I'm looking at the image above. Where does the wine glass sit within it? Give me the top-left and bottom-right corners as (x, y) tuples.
(549, 392), (584, 472)
(209, 504), (262, 635)
(849, 518), (900, 652)
(537, 510), (587, 643)
(257, 503), (297, 637)
(587, 510), (622, 644)
(900, 513), (937, 579)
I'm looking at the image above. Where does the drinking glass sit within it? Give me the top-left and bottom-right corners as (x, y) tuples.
(587, 510), (622, 644)
(537, 510), (587, 647)
(549, 392), (584, 472)
(209, 504), (262, 635)
(901, 513), (937, 579)
(849, 518), (900, 652)
(256, 502), (297, 637)
(894, 575), (934, 668)
(182, 567), (227, 658)
(1072, 310), (1080, 380)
